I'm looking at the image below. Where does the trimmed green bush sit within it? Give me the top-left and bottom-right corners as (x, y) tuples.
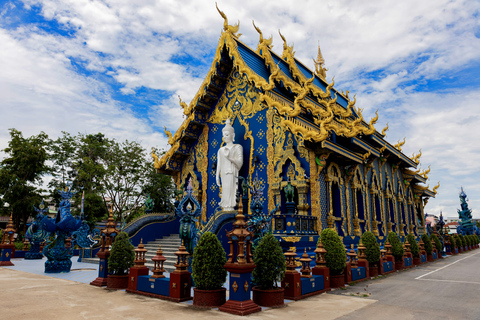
(320, 229), (346, 275)
(252, 233), (286, 290)
(449, 235), (456, 250)
(454, 235), (462, 249)
(421, 234), (433, 255)
(406, 234), (420, 258)
(108, 232), (135, 275)
(387, 232), (404, 261)
(430, 234), (442, 252)
(361, 231), (380, 265)
(459, 234), (466, 247)
(466, 235), (472, 246)
(192, 232), (227, 290)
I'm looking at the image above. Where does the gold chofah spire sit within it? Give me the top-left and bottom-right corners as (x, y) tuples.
(381, 122), (389, 136)
(433, 181), (440, 194)
(253, 20), (272, 49)
(216, 2), (241, 37)
(151, 148), (161, 170)
(394, 137), (406, 152)
(313, 41), (327, 80)
(279, 30), (295, 58)
(412, 149), (422, 165)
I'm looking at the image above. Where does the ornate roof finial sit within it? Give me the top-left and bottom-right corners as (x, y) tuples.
(381, 122), (389, 136)
(215, 2), (240, 38)
(313, 41), (327, 79)
(279, 30), (295, 58)
(394, 137), (406, 152)
(433, 181), (440, 194)
(253, 20), (272, 49)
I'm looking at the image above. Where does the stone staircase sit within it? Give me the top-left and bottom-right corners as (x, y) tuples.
(79, 234), (182, 274)
(143, 234), (181, 273)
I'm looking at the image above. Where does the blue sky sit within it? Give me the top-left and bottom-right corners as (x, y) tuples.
(1, 0), (480, 218)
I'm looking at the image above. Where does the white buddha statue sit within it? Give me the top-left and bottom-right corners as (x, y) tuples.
(216, 118), (243, 211)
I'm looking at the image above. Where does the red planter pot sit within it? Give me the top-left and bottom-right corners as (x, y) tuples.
(193, 288), (226, 308)
(106, 274), (129, 289)
(330, 274), (346, 288)
(413, 257), (422, 266)
(395, 261), (404, 271)
(369, 265), (379, 278)
(252, 287), (284, 307)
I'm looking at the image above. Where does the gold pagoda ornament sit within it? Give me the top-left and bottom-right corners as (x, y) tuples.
(313, 41), (327, 80)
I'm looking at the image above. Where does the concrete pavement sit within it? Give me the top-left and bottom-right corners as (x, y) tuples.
(1, 252), (479, 319)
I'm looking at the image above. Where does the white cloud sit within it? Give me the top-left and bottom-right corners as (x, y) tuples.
(1, 0), (480, 219)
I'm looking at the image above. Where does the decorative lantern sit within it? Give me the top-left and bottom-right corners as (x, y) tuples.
(431, 238), (437, 251)
(384, 239), (392, 257)
(174, 240), (190, 273)
(134, 239), (148, 267)
(380, 243), (386, 260)
(100, 209), (119, 253)
(151, 244), (167, 278)
(1, 214), (15, 245)
(404, 237), (411, 254)
(314, 239), (327, 267)
(22, 238), (30, 251)
(299, 249), (312, 278)
(284, 249), (297, 273)
(357, 239), (367, 260)
(419, 239), (425, 253)
(224, 201), (254, 266)
(347, 244), (358, 267)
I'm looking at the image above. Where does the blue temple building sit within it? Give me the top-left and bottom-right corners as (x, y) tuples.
(153, 12), (439, 249)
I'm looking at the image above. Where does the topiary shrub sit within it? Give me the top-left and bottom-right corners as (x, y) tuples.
(454, 234), (461, 248)
(108, 232), (135, 275)
(466, 235), (472, 247)
(192, 232), (227, 290)
(407, 234), (420, 258)
(459, 234), (466, 247)
(431, 234), (442, 252)
(421, 234), (433, 255)
(320, 228), (346, 275)
(387, 232), (404, 261)
(449, 235), (456, 251)
(252, 233), (286, 290)
(361, 231), (380, 265)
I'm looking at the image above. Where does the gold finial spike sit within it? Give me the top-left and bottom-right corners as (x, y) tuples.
(313, 41), (327, 79)
(215, 2), (240, 36)
(381, 122), (389, 136)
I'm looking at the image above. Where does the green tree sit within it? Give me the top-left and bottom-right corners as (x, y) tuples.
(108, 231), (135, 275)
(252, 233), (286, 290)
(406, 234), (420, 258)
(421, 234), (433, 255)
(387, 232), (404, 261)
(320, 228), (346, 275)
(101, 139), (148, 222)
(192, 232), (227, 290)
(0, 129), (49, 233)
(142, 148), (174, 213)
(361, 231), (380, 265)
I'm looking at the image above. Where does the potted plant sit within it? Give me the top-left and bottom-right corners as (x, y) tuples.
(387, 232), (404, 270)
(449, 235), (456, 254)
(252, 233), (286, 307)
(107, 231), (135, 289)
(361, 231), (380, 278)
(458, 234), (466, 251)
(407, 234), (420, 266)
(430, 234), (442, 258)
(454, 234), (462, 252)
(192, 232), (228, 308)
(320, 229), (346, 288)
(421, 234), (433, 261)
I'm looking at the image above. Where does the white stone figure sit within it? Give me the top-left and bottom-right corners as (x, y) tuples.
(216, 118), (243, 211)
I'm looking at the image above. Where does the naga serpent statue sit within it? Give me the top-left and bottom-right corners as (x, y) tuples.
(25, 200), (51, 259)
(175, 178), (201, 255)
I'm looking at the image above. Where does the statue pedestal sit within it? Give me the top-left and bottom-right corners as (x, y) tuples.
(90, 250), (110, 287)
(219, 264), (260, 316)
(25, 242), (43, 260)
(169, 270), (192, 302)
(127, 266), (150, 292)
(0, 244), (15, 266)
(282, 271), (302, 300)
(312, 266), (330, 291)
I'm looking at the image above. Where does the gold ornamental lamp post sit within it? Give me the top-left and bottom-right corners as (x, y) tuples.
(90, 208), (119, 287)
(0, 214), (16, 266)
(219, 201), (261, 316)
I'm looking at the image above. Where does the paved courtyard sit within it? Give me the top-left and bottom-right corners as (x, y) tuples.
(0, 251), (479, 319)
